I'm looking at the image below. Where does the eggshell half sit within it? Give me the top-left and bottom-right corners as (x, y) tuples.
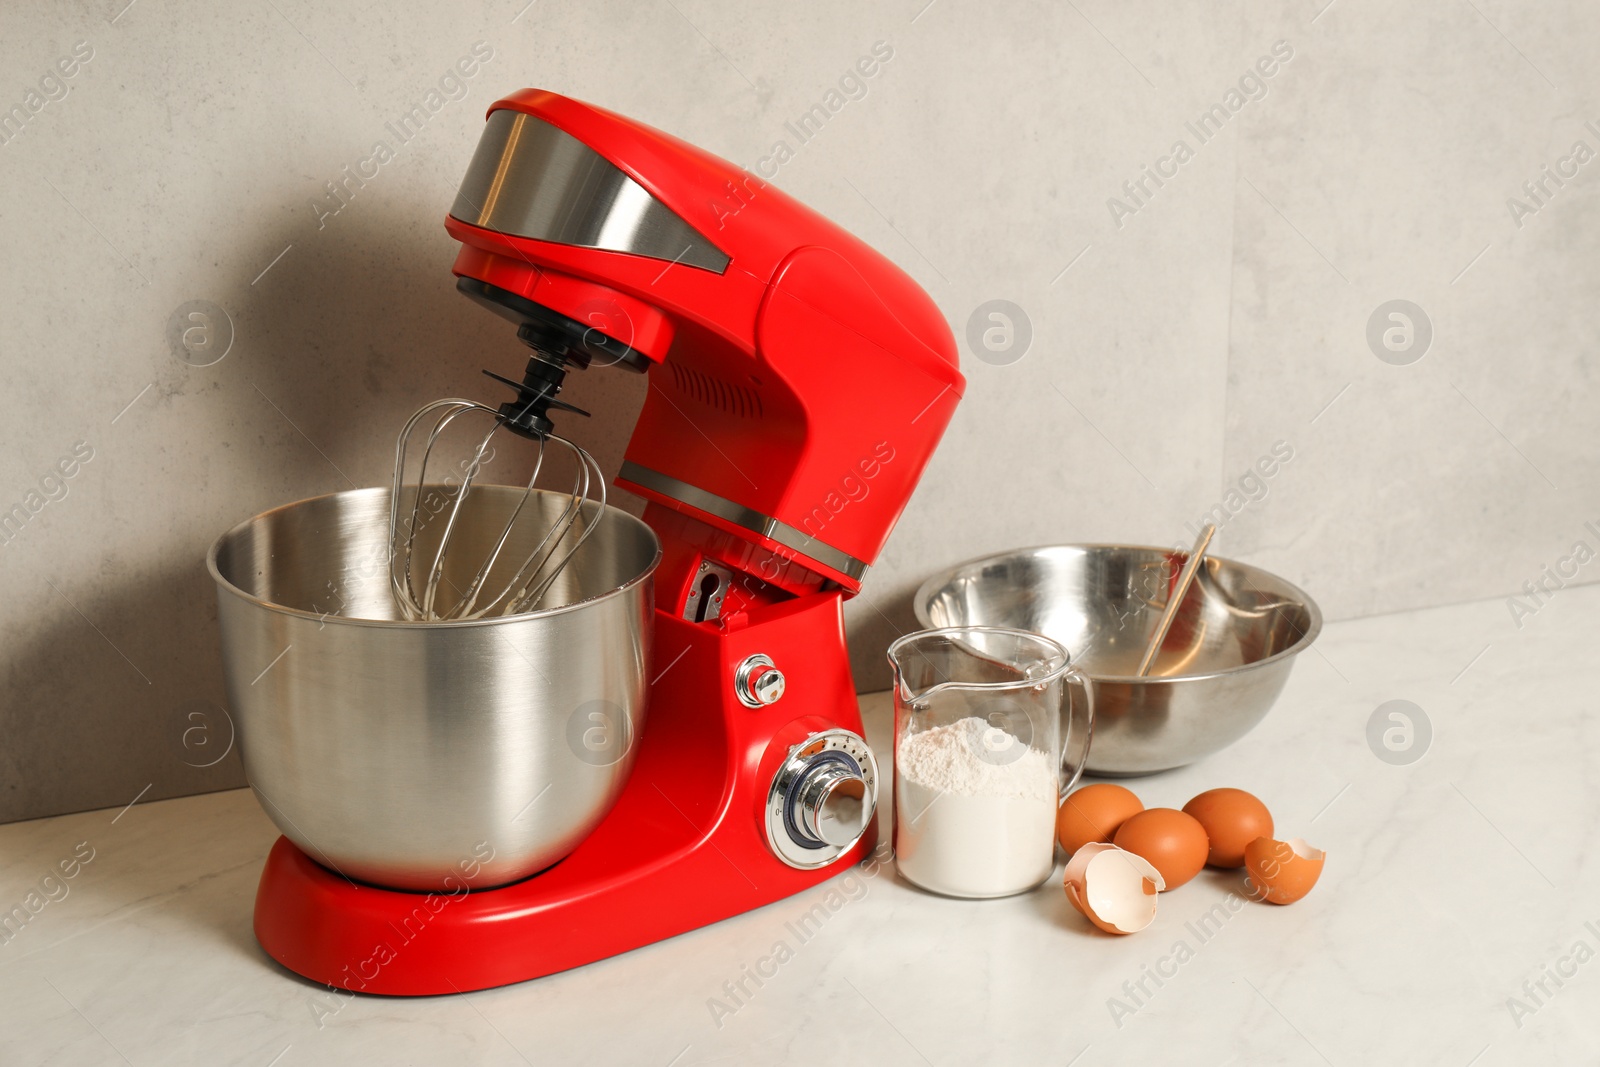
(1244, 836), (1325, 904)
(1063, 842), (1166, 935)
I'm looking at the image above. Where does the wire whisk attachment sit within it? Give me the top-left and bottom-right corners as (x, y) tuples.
(387, 397), (605, 621)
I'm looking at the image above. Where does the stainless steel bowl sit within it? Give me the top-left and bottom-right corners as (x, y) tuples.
(208, 486), (660, 890)
(913, 545), (1321, 775)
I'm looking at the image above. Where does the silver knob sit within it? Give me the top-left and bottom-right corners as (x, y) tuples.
(734, 654), (785, 708)
(764, 729), (878, 869)
(796, 765), (868, 847)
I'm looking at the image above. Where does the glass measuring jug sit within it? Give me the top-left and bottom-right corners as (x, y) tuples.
(886, 626), (1095, 898)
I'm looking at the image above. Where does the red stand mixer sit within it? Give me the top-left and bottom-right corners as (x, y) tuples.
(248, 90), (964, 994)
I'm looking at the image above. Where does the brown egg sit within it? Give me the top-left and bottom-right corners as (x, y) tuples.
(1057, 784), (1145, 854)
(1183, 788), (1274, 868)
(1112, 808), (1209, 889)
(1243, 836), (1325, 904)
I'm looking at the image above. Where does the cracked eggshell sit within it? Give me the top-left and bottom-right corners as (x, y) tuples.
(1244, 836), (1325, 904)
(1063, 842), (1166, 935)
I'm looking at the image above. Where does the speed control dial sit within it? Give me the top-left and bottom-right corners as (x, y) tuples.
(764, 728), (878, 869)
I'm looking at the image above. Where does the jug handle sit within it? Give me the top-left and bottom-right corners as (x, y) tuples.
(1059, 664), (1095, 797)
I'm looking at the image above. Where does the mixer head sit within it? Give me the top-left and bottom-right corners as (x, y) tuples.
(435, 90), (964, 620)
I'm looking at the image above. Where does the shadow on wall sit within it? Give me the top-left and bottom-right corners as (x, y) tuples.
(0, 552), (241, 826)
(2, 181), (654, 824)
(846, 591), (919, 693)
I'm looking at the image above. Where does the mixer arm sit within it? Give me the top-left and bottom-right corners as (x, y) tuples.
(440, 90), (966, 610)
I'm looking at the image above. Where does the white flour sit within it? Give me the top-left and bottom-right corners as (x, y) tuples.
(894, 716), (1059, 898)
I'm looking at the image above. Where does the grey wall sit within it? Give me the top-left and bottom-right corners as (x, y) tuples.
(3, 0), (1596, 822)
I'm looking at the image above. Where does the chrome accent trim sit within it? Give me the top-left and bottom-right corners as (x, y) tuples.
(734, 653), (784, 708)
(764, 729), (877, 869)
(451, 110), (730, 273)
(618, 461), (869, 582)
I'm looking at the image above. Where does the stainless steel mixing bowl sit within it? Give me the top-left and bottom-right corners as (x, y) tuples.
(913, 545), (1321, 775)
(208, 485), (660, 890)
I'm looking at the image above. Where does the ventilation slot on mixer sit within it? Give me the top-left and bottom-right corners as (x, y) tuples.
(668, 363), (763, 418)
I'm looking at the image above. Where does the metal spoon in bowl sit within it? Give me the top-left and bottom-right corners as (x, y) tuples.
(1136, 523), (1216, 677)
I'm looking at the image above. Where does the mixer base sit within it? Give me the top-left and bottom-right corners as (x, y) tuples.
(253, 594), (876, 995)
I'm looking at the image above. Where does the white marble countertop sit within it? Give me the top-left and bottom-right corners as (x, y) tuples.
(4, 582), (1599, 1066)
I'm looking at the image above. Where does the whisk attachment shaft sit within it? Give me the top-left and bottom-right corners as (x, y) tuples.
(387, 397), (606, 622)
(486, 354), (590, 440)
